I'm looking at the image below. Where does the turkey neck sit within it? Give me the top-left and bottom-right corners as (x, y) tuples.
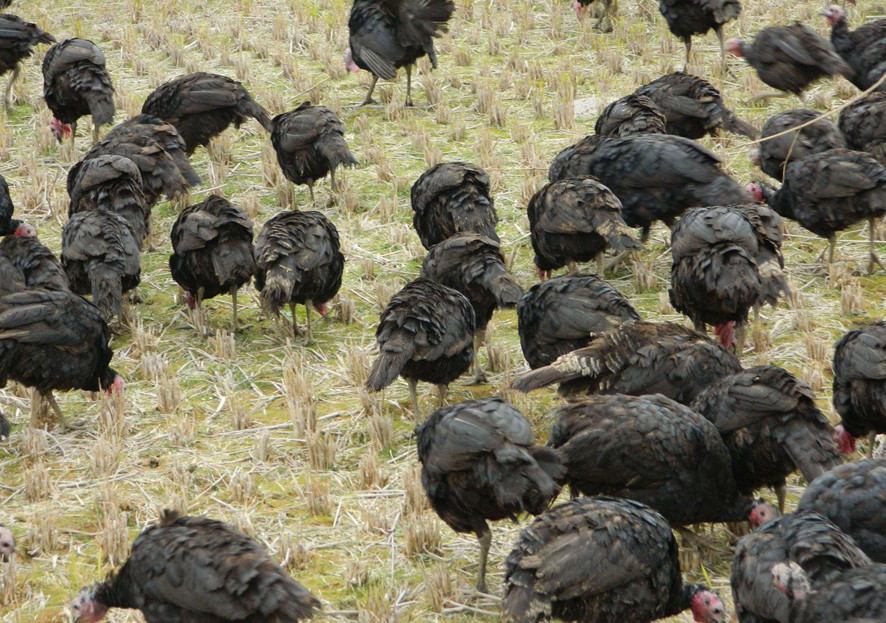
(94, 565), (136, 609)
(829, 18), (853, 55)
(760, 184), (795, 221)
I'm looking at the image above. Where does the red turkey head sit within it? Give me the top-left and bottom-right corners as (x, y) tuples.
(834, 423), (857, 454)
(50, 117), (72, 142)
(573, 0), (584, 17)
(107, 375), (126, 395)
(713, 321), (736, 349)
(14, 223), (36, 237)
(746, 183), (764, 202)
(725, 38), (744, 58)
(70, 586), (109, 623)
(749, 499), (779, 527)
(820, 5), (845, 26)
(690, 588), (728, 623)
(344, 48), (360, 74)
(316, 302), (328, 316)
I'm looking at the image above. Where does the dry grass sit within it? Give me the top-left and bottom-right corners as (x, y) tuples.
(2, 0), (885, 621)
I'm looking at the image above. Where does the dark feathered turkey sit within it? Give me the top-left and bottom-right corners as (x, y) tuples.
(141, 72), (272, 154)
(0, 288), (123, 431)
(823, 5), (886, 91)
(271, 102), (358, 204)
(798, 459), (886, 562)
(420, 233), (522, 382)
(70, 509), (319, 623)
(253, 210), (343, 342)
(658, 0), (740, 68)
(839, 92), (886, 167)
(502, 497), (729, 623)
(691, 365), (842, 512)
(411, 162), (499, 249)
(416, 397), (565, 592)
(517, 273), (640, 369)
(751, 148), (886, 272)
(574, 0), (615, 32)
(771, 561), (886, 623)
(67, 154), (149, 247)
(513, 320), (742, 404)
(594, 94), (667, 137)
(732, 508), (871, 623)
(634, 72), (757, 139)
(0, 14), (53, 107)
(42, 38), (114, 144)
(732, 203), (790, 308)
(0, 253), (23, 296)
(727, 23), (853, 96)
(753, 109), (847, 181)
(366, 277), (475, 415)
(170, 195), (255, 332)
(0, 171), (19, 236)
(0, 229), (69, 292)
(527, 177), (642, 279)
(548, 134), (752, 240)
(61, 209), (141, 323)
(345, 0), (455, 106)
(81, 114), (201, 208)
(550, 394), (751, 525)
(833, 322), (886, 454)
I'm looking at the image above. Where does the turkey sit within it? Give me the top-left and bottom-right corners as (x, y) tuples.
(573, 0), (615, 32)
(752, 109), (847, 181)
(512, 320), (742, 404)
(345, 0), (456, 106)
(0, 14), (54, 108)
(366, 278), (475, 415)
(593, 94), (667, 137)
(749, 149), (886, 273)
(734, 202), (791, 310)
(0, 524), (12, 561)
(141, 72), (273, 155)
(502, 497), (730, 623)
(0, 411), (8, 440)
(70, 509), (319, 623)
(797, 459), (886, 562)
(548, 134), (752, 241)
(67, 154), (149, 248)
(0, 226), (70, 292)
(61, 209), (141, 323)
(669, 206), (762, 355)
(42, 38), (115, 144)
(691, 365), (842, 512)
(0, 288), (123, 431)
(839, 92), (886, 166)
(420, 233), (523, 383)
(516, 273), (640, 369)
(416, 397), (565, 592)
(551, 394), (751, 525)
(726, 24), (854, 98)
(634, 72), (757, 140)
(270, 102), (358, 204)
(822, 5), (886, 92)
(170, 195), (255, 332)
(833, 321), (886, 454)
(658, 0), (741, 69)
(82, 114), (201, 208)
(411, 162), (499, 249)
(732, 508), (871, 623)
(527, 177), (642, 280)
(0, 171), (20, 236)
(253, 210), (343, 342)
(771, 561), (886, 623)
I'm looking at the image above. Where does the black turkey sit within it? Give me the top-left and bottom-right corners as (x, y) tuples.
(839, 92), (886, 166)
(594, 94), (667, 137)
(0, 14), (54, 108)
(70, 509), (319, 623)
(366, 278), (475, 415)
(416, 397), (565, 592)
(822, 4), (886, 91)
(170, 195), (255, 332)
(0, 227), (69, 292)
(502, 497), (729, 623)
(771, 561), (886, 623)
(752, 109), (847, 181)
(833, 321), (886, 454)
(658, 0), (741, 68)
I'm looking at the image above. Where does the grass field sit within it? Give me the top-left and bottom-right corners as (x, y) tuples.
(1, 0), (885, 620)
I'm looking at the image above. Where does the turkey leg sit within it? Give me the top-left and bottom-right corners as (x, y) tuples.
(4, 67), (18, 109)
(475, 527), (492, 593)
(470, 329), (487, 384)
(869, 217), (884, 273)
(405, 65), (414, 107)
(360, 75), (379, 106)
(305, 299), (314, 344)
(408, 377), (420, 419)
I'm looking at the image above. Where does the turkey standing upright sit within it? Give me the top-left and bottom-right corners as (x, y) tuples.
(658, 0), (741, 69)
(527, 177), (642, 280)
(420, 233), (522, 382)
(170, 195), (255, 332)
(517, 273), (640, 369)
(548, 134), (752, 241)
(270, 102), (358, 205)
(0, 14), (54, 108)
(833, 321), (886, 454)
(411, 162), (499, 249)
(42, 38), (115, 144)
(253, 210), (343, 342)
(141, 72), (273, 155)
(345, 0), (456, 106)
(752, 109), (846, 181)
(70, 509), (319, 623)
(822, 4), (886, 91)
(416, 397), (565, 592)
(366, 278), (475, 415)
(502, 497), (729, 623)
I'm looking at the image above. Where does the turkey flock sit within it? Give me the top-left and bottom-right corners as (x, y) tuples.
(3, 0), (886, 620)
